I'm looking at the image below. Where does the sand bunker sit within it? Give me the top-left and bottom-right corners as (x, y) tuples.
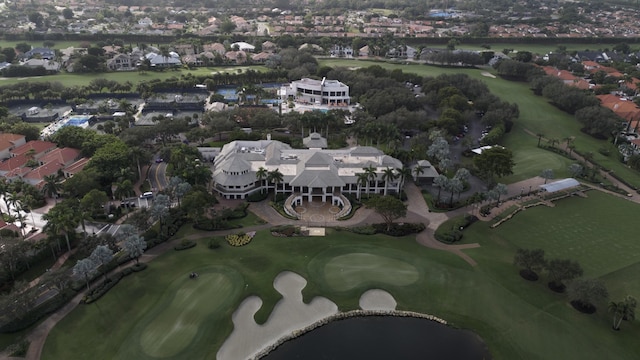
(217, 271), (399, 360)
(481, 71), (496, 78)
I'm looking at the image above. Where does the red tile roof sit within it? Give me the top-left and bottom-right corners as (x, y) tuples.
(0, 154), (28, 173)
(63, 157), (90, 176)
(38, 147), (81, 166)
(0, 133), (25, 151)
(11, 140), (56, 158)
(597, 94), (640, 127)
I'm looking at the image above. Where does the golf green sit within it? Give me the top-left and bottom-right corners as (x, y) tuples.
(322, 253), (420, 291)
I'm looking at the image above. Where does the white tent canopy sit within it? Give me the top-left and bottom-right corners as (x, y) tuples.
(539, 178), (580, 193)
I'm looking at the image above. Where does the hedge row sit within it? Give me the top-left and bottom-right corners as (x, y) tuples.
(83, 263), (148, 304)
(0, 288), (76, 333)
(348, 223), (425, 237)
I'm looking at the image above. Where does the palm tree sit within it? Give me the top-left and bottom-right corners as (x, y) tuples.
(548, 138), (559, 148)
(413, 165), (425, 184)
(397, 166), (413, 197)
(42, 204), (78, 253)
(256, 167), (268, 194)
(536, 133), (545, 147)
(433, 174), (448, 204)
(609, 296), (637, 331)
(267, 169), (284, 200)
(356, 172), (369, 200)
(42, 174), (61, 203)
(381, 167), (397, 196)
(363, 165), (377, 195)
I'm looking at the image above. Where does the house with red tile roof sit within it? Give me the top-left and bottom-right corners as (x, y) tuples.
(10, 140), (57, 159)
(23, 162), (65, 186)
(0, 134), (26, 159)
(0, 154), (28, 176)
(37, 147), (81, 167)
(62, 158), (90, 178)
(597, 94), (640, 131)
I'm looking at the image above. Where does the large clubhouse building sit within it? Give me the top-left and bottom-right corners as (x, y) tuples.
(212, 135), (404, 217)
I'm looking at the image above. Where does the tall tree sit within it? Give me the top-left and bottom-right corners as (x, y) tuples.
(90, 245), (113, 281)
(568, 278), (608, 313)
(256, 167), (268, 194)
(473, 147), (515, 185)
(365, 195), (407, 232)
(514, 248), (546, 280)
(41, 174), (62, 202)
(545, 259), (583, 292)
(123, 235), (147, 265)
(150, 194), (171, 236)
(381, 167), (397, 196)
(267, 169), (284, 200)
(73, 258), (97, 290)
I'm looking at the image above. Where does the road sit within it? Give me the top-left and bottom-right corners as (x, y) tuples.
(148, 161), (168, 192)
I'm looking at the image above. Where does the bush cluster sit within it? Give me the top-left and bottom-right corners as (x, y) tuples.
(373, 223), (426, 237)
(246, 191), (268, 202)
(270, 225), (299, 237)
(174, 240), (196, 251)
(225, 233), (254, 247)
(435, 215), (478, 244)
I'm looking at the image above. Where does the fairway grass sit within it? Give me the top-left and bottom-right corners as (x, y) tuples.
(42, 193), (640, 360)
(137, 268), (241, 357)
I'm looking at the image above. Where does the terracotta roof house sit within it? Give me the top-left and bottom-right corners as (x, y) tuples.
(10, 140), (56, 159)
(0, 134), (26, 160)
(62, 157), (90, 178)
(23, 162), (65, 186)
(0, 154), (28, 176)
(251, 52), (271, 63)
(225, 51), (247, 64)
(38, 147), (81, 167)
(203, 43), (226, 56)
(262, 41), (277, 52)
(597, 94), (640, 130)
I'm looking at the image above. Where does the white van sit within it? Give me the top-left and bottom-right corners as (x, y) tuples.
(140, 191), (153, 199)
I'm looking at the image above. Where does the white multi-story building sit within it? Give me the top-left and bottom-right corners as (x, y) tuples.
(280, 77), (350, 106)
(212, 137), (403, 205)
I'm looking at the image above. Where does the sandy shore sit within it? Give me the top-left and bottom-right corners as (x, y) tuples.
(216, 271), (397, 360)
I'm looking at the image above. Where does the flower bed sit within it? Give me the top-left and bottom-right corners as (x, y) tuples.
(226, 231), (256, 247)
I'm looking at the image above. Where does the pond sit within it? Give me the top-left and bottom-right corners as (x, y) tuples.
(262, 316), (491, 360)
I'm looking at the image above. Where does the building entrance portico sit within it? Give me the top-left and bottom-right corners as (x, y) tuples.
(292, 199), (341, 223)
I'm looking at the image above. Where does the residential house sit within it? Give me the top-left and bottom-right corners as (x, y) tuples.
(23, 47), (55, 60)
(262, 41), (277, 52)
(203, 43), (227, 56)
(144, 52), (182, 68)
(174, 44), (196, 56)
(359, 45), (370, 57)
(10, 140), (56, 159)
(330, 45), (353, 58)
(0, 134), (26, 160)
(230, 42), (255, 52)
(62, 157), (90, 178)
(597, 94), (640, 131)
(280, 78), (350, 106)
(251, 52), (271, 63)
(107, 53), (136, 71)
(21, 59), (61, 72)
(224, 51), (247, 64)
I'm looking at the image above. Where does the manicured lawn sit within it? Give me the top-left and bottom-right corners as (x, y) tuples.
(0, 66), (268, 87)
(320, 59), (640, 188)
(42, 194), (640, 360)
